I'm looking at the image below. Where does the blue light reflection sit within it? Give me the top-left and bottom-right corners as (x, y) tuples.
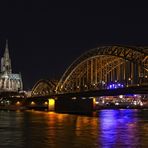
(99, 109), (139, 147)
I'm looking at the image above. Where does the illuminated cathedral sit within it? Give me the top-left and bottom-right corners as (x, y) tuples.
(0, 40), (23, 92)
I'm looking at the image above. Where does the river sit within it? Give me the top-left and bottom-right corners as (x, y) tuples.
(0, 109), (148, 148)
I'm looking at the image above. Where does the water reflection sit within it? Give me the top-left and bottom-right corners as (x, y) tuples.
(99, 109), (139, 147)
(0, 110), (148, 147)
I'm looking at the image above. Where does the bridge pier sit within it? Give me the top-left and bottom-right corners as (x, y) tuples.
(55, 97), (94, 114)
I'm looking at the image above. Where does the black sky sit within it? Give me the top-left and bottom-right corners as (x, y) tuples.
(0, 1), (148, 89)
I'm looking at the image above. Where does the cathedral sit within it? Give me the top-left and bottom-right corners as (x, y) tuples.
(0, 40), (23, 92)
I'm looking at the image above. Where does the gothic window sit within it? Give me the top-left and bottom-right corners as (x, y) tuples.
(2, 79), (4, 89)
(6, 79), (9, 88)
(10, 79), (12, 88)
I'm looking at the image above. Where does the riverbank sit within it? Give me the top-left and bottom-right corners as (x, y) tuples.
(1, 104), (148, 113)
(0, 105), (27, 111)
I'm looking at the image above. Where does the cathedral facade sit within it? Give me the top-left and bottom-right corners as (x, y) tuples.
(0, 41), (23, 92)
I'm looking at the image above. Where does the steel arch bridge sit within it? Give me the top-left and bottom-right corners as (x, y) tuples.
(31, 79), (56, 97)
(56, 45), (148, 94)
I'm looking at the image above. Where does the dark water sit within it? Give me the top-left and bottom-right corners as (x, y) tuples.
(0, 109), (148, 148)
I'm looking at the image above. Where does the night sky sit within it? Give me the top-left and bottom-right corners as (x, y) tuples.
(0, 1), (148, 89)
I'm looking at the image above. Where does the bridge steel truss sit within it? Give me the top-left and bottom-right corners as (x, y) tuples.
(31, 79), (56, 97)
(56, 46), (148, 93)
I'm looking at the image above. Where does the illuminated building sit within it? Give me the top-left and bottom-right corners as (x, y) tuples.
(0, 40), (23, 92)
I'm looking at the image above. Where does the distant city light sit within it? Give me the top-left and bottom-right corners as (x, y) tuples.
(72, 97), (77, 100)
(115, 102), (119, 105)
(95, 101), (99, 104)
(16, 101), (21, 105)
(119, 95), (123, 99)
(31, 101), (35, 105)
(44, 101), (48, 105)
(82, 97), (86, 99)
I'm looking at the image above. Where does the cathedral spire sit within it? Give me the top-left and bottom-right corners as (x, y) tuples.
(4, 39), (10, 59)
(6, 39), (8, 48)
(1, 40), (12, 73)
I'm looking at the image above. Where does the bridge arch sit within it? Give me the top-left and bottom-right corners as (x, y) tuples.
(31, 79), (56, 97)
(56, 46), (148, 93)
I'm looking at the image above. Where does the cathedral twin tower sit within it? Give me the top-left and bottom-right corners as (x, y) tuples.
(0, 40), (23, 92)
